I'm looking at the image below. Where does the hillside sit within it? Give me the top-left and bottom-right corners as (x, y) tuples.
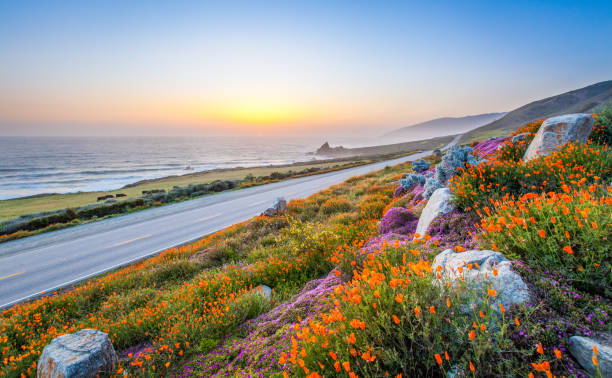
(385, 112), (506, 139)
(462, 80), (612, 142)
(2, 108), (611, 377)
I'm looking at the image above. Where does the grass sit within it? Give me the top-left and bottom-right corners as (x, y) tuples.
(0, 159), (370, 222)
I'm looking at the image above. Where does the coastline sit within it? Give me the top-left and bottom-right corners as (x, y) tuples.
(0, 134), (454, 222)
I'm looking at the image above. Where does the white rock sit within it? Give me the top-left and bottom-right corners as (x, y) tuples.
(414, 188), (454, 238)
(37, 329), (117, 378)
(569, 334), (612, 377)
(432, 249), (530, 308)
(523, 114), (594, 161)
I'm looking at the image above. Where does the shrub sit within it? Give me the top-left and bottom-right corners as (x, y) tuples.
(378, 207), (418, 235)
(412, 159), (430, 173)
(320, 198), (353, 215)
(286, 247), (525, 377)
(478, 187), (611, 296)
(591, 102), (612, 146)
(451, 142), (612, 212)
(399, 173), (426, 190)
(422, 146), (479, 199)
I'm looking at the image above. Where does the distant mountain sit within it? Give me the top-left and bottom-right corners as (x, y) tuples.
(462, 80), (612, 142)
(385, 113), (506, 139)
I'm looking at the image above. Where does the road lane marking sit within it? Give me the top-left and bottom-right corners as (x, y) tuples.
(0, 271), (26, 281)
(285, 191), (297, 196)
(198, 213), (222, 222)
(250, 200), (267, 206)
(110, 234), (152, 247)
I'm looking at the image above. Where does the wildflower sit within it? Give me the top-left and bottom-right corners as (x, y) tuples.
(538, 230), (546, 238)
(469, 361), (475, 372)
(487, 287), (497, 298)
(554, 349), (562, 359)
(499, 303), (506, 313)
(435, 353), (442, 365)
(343, 361), (351, 372)
(347, 333), (356, 344)
(563, 245), (574, 254)
(429, 306), (436, 314)
(593, 355), (599, 367)
(395, 293), (404, 303)
(414, 306), (421, 317)
(469, 330), (475, 340)
(593, 345), (599, 355)
(537, 343), (544, 355)
(514, 317), (520, 326)
(392, 315), (400, 324)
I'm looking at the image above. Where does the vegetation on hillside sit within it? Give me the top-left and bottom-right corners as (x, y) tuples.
(1, 109), (611, 377)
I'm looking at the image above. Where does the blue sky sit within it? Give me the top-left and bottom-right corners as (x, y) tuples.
(0, 0), (611, 136)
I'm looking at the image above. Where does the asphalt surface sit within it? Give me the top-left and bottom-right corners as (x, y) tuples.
(0, 136), (459, 309)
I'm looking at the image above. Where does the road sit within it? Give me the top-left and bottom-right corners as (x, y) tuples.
(0, 136), (460, 309)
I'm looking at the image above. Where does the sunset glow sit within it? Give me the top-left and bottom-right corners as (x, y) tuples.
(0, 1), (611, 136)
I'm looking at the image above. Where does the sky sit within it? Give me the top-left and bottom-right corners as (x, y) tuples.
(0, 0), (611, 137)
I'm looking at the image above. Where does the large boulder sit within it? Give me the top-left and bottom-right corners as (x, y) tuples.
(569, 334), (612, 377)
(523, 114), (594, 161)
(263, 197), (287, 217)
(414, 188), (454, 238)
(432, 249), (530, 308)
(37, 329), (117, 378)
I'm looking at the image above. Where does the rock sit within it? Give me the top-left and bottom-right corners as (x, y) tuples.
(568, 334), (612, 377)
(254, 285), (273, 300)
(315, 142), (347, 156)
(263, 197), (287, 217)
(432, 249), (530, 308)
(523, 114), (594, 161)
(414, 188), (454, 238)
(37, 329), (118, 378)
(511, 132), (529, 143)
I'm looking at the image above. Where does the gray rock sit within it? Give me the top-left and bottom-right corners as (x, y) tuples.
(254, 284), (273, 299)
(37, 329), (117, 378)
(523, 114), (594, 161)
(414, 188), (454, 238)
(432, 249), (530, 308)
(511, 132), (529, 143)
(569, 334), (612, 377)
(263, 197), (287, 217)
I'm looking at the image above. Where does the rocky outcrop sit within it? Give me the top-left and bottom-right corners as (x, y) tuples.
(263, 197), (287, 217)
(414, 188), (454, 238)
(569, 334), (612, 377)
(315, 142), (348, 156)
(432, 249), (530, 308)
(523, 114), (594, 161)
(37, 329), (117, 378)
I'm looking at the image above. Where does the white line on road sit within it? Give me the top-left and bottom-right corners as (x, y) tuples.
(197, 213), (222, 222)
(110, 234), (152, 247)
(249, 200), (267, 206)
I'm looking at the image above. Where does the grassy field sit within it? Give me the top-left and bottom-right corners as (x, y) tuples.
(0, 158), (370, 222)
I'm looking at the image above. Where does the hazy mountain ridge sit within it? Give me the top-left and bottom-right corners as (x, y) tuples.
(462, 80), (612, 142)
(385, 112), (506, 139)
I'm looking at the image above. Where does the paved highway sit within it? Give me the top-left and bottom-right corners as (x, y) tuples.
(0, 136), (459, 309)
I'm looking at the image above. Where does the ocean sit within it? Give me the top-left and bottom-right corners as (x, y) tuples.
(0, 136), (329, 200)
